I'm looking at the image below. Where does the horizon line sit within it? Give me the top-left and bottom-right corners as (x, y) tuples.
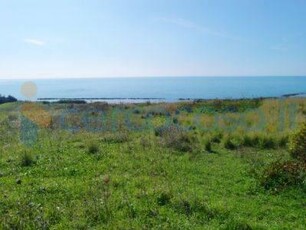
(1, 75), (306, 80)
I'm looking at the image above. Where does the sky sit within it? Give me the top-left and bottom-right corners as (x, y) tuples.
(1, 0), (306, 79)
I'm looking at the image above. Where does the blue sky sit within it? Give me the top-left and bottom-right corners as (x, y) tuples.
(1, 0), (306, 78)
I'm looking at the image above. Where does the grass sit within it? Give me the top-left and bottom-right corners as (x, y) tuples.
(0, 98), (305, 229)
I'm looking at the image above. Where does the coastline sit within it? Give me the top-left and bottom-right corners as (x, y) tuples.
(34, 92), (306, 104)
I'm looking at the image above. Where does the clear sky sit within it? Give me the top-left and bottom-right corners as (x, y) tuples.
(1, 0), (306, 79)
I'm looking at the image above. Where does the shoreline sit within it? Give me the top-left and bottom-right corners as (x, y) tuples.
(35, 92), (306, 104)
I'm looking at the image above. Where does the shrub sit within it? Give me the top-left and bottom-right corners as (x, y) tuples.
(133, 108), (141, 114)
(173, 117), (179, 124)
(88, 143), (99, 154)
(166, 132), (198, 152)
(157, 192), (172, 206)
(205, 140), (212, 152)
(224, 137), (238, 150)
(242, 135), (259, 147)
(154, 124), (183, 137)
(261, 160), (306, 191)
(211, 132), (223, 143)
(259, 136), (276, 149)
(91, 102), (109, 112)
(155, 124), (198, 152)
(180, 105), (193, 113)
(145, 107), (170, 117)
(289, 122), (306, 161)
(20, 152), (35, 167)
(277, 135), (289, 148)
(241, 134), (280, 149)
(100, 132), (130, 144)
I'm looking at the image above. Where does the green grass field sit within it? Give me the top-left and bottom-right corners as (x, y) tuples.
(0, 98), (305, 229)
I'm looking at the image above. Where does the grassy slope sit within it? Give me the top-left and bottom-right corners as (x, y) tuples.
(0, 99), (305, 229)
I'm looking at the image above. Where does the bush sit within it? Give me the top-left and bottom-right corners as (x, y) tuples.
(205, 140), (212, 152)
(289, 122), (306, 161)
(88, 143), (99, 154)
(167, 132), (198, 152)
(154, 124), (183, 137)
(261, 160), (306, 191)
(242, 135), (256, 147)
(241, 134), (282, 149)
(224, 137), (238, 150)
(173, 117), (179, 124)
(157, 192), (172, 206)
(179, 105), (193, 113)
(100, 132), (130, 144)
(259, 136), (276, 149)
(133, 108), (141, 114)
(211, 132), (223, 143)
(277, 135), (289, 148)
(21, 152), (35, 167)
(241, 135), (257, 148)
(155, 124), (198, 152)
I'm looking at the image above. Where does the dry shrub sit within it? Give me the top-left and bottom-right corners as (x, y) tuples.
(21, 103), (52, 128)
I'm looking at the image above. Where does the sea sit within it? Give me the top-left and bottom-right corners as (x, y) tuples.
(0, 76), (306, 103)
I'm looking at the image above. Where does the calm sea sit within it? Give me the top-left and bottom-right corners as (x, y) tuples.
(0, 77), (306, 102)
